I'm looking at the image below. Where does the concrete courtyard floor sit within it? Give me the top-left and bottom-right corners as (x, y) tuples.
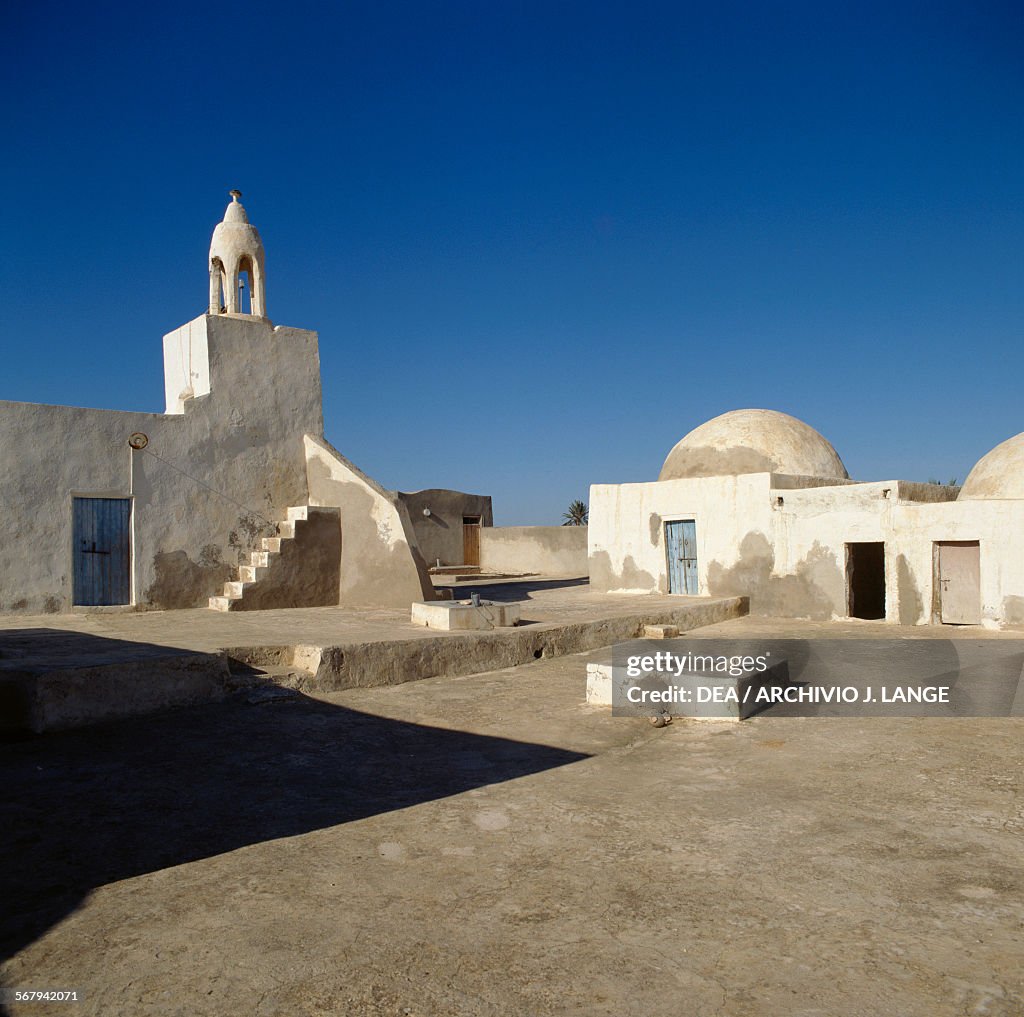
(2, 615), (1023, 1016)
(0, 578), (640, 648)
(3, 581), (1020, 669)
(0, 578), (691, 663)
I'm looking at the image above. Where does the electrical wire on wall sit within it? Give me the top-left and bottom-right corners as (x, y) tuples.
(128, 436), (279, 532)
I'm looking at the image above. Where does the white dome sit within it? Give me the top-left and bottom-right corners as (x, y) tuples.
(658, 409), (848, 482)
(959, 432), (1024, 500)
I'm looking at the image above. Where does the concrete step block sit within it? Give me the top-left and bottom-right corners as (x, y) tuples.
(261, 537), (283, 553)
(286, 506), (308, 521)
(208, 596), (238, 612)
(643, 624), (680, 639)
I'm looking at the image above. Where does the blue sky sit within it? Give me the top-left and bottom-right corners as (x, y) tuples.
(2, 2), (1021, 523)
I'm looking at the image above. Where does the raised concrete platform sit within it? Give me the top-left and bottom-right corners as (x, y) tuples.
(1, 655), (233, 734)
(0, 582), (747, 732)
(411, 599), (522, 630)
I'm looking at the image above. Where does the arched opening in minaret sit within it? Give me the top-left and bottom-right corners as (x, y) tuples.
(237, 255), (254, 315)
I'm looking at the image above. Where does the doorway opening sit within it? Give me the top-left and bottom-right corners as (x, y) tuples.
(846, 542), (886, 620)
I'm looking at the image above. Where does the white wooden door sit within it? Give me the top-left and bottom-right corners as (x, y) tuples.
(937, 542), (981, 624)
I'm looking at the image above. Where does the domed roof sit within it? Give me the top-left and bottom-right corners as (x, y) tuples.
(658, 409), (849, 482)
(959, 432), (1024, 500)
(210, 190), (263, 255)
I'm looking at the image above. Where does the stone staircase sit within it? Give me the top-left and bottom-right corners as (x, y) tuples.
(209, 506), (310, 611)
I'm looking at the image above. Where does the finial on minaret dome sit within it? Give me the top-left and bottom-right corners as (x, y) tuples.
(209, 189), (266, 317)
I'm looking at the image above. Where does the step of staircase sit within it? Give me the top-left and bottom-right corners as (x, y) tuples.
(207, 506), (310, 610)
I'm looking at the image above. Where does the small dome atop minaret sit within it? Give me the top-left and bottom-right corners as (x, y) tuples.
(209, 190), (266, 317)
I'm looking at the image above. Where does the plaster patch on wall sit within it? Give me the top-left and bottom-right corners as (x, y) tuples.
(145, 550), (236, 610)
(897, 553), (924, 625)
(589, 550), (658, 593)
(662, 445), (776, 480)
(1002, 596), (1024, 628)
(228, 513), (277, 565)
(373, 507), (396, 546)
(199, 544), (224, 568)
(648, 513), (662, 546)
(326, 476), (426, 604)
(0, 597), (50, 614)
(707, 531), (841, 619)
(304, 435), (434, 607)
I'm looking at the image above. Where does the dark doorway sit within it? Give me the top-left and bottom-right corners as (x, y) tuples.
(846, 542), (886, 620)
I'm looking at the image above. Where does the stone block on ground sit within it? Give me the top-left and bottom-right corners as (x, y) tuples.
(643, 624), (680, 639)
(411, 600), (521, 630)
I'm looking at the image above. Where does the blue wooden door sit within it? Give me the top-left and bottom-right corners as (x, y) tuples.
(73, 498), (132, 605)
(665, 520), (698, 595)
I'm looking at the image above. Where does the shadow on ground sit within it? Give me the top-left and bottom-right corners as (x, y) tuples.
(442, 577), (590, 603)
(0, 689), (589, 990)
(0, 627), (205, 668)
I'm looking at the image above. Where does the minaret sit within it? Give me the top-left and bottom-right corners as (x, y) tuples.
(208, 190), (267, 317)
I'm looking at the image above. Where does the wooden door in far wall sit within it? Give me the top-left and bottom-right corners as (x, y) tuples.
(463, 516), (481, 566)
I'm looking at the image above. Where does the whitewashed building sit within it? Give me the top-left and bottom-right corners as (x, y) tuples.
(0, 193), (435, 614)
(589, 409), (1024, 628)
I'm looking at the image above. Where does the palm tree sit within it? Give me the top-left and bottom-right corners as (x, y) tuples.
(562, 499), (588, 526)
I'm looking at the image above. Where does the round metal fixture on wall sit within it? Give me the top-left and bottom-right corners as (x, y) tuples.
(128, 432), (149, 450)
